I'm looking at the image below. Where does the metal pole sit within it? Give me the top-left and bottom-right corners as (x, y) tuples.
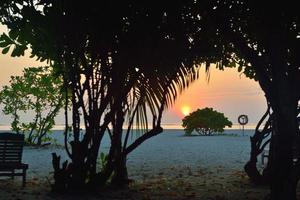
(242, 125), (244, 136)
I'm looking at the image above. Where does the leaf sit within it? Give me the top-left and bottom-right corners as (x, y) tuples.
(0, 33), (12, 43)
(237, 65), (243, 72)
(8, 29), (19, 40)
(2, 46), (10, 54)
(0, 41), (9, 48)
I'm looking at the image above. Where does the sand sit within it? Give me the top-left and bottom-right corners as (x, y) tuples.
(0, 130), (271, 199)
(0, 165), (270, 200)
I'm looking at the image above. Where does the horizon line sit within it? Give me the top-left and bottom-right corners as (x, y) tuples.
(0, 124), (257, 130)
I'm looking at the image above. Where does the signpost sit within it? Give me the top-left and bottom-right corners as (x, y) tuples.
(238, 114), (248, 136)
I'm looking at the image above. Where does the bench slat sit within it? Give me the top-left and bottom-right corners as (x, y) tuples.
(0, 144), (23, 148)
(0, 159), (21, 162)
(0, 150), (22, 152)
(0, 133), (24, 140)
(0, 155), (21, 159)
(0, 143), (23, 146)
(0, 139), (23, 142)
(0, 145), (23, 148)
(0, 148), (22, 151)
(0, 155), (21, 158)
(0, 143), (24, 148)
(1, 152), (21, 154)
(0, 153), (22, 156)
(0, 156), (22, 160)
(0, 151), (22, 154)
(0, 173), (25, 176)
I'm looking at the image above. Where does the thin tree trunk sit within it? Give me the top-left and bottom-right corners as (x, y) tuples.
(68, 88), (87, 190)
(111, 154), (129, 186)
(245, 105), (272, 184)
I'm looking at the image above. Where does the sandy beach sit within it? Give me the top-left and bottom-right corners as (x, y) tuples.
(0, 130), (272, 199)
(0, 166), (270, 200)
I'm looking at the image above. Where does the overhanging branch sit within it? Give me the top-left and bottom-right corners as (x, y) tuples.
(124, 126), (163, 155)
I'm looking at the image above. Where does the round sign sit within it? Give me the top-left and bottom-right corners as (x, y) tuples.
(238, 115), (248, 125)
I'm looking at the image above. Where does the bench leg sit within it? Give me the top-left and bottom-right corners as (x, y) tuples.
(11, 169), (15, 179)
(22, 169), (27, 187)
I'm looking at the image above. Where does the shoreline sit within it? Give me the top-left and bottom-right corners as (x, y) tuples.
(0, 124), (257, 131)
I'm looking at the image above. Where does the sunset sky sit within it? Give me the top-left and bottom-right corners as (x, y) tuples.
(0, 24), (267, 128)
(162, 67), (266, 127)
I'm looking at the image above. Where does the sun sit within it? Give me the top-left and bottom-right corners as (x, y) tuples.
(181, 105), (191, 116)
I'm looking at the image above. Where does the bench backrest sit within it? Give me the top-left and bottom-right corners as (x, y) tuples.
(0, 133), (25, 164)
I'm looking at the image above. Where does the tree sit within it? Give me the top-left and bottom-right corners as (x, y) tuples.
(0, 1), (200, 191)
(0, 66), (64, 145)
(186, 2), (300, 199)
(182, 107), (232, 135)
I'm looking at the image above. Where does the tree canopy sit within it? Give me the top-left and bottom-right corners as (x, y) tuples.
(182, 107), (232, 135)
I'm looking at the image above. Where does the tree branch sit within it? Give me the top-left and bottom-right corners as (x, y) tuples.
(125, 126), (163, 155)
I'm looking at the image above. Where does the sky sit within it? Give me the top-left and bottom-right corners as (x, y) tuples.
(162, 67), (266, 127)
(0, 24), (267, 129)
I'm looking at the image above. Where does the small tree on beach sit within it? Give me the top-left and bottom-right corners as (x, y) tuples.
(0, 66), (64, 145)
(182, 107), (232, 136)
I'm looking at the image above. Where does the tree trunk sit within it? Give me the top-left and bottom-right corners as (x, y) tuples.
(51, 153), (69, 193)
(110, 108), (129, 186)
(269, 101), (299, 200)
(111, 154), (129, 186)
(245, 105), (272, 184)
(37, 135), (42, 146)
(244, 145), (264, 184)
(68, 141), (88, 190)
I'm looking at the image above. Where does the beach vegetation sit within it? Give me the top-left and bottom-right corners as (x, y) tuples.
(0, 66), (64, 146)
(182, 107), (232, 136)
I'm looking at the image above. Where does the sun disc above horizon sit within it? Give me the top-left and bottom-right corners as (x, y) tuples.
(181, 105), (191, 116)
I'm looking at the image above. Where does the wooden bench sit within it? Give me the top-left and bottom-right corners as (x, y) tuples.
(0, 133), (28, 187)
